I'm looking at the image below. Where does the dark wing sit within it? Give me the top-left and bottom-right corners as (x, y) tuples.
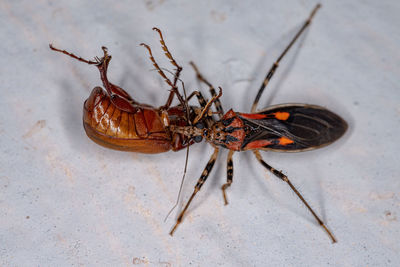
(238, 104), (348, 152)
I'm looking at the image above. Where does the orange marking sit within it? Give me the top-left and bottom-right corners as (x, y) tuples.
(230, 118), (243, 128)
(279, 137), (294, 145)
(223, 109), (244, 128)
(244, 140), (272, 150)
(239, 113), (267, 120)
(274, 112), (290, 120)
(222, 109), (236, 119)
(227, 128), (245, 151)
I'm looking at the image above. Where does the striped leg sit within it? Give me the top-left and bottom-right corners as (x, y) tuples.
(170, 147), (220, 235)
(186, 90), (208, 108)
(222, 150), (234, 205)
(253, 150), (337, 243)
(190, 61), (224, 118)
(185, 90), (215, 125)
(185, 90), (222, 129)
(193, 87), (222, 125)
(251, 4), (321, 112)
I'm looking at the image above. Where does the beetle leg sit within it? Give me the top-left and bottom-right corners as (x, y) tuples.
(189, 61), (224, 119)
(251, 4), (321, 112)
(152, 28), (182, 87)
(151, 28), (187, 109)
(141, 43), (189, 117)
(253, 150), (337, 243)
(49, 44), (99, 65)
(140, 43), (178, 90)
(222, 150), (235, 205)
(170, 147), (220, 235)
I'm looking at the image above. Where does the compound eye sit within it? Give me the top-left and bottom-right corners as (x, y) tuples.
(195, 122), (204, 129)
(194, 135), (203, 143)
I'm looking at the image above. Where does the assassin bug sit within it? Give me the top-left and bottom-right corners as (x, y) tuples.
(168, 4), (347, 243)
(50, 4), (346, 243)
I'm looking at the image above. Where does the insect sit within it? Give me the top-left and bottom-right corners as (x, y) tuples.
(49, 29), (217, 154)
(49, 26), (223, 227)
(166, 4), (347, 243)
(50, 3), (346, 243)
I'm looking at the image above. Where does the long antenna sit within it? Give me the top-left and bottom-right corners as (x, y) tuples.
(164, 146), (190, 222)
(165, 80), (191, 222)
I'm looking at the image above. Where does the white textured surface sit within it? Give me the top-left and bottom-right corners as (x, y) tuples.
(1, 1), (399, 266)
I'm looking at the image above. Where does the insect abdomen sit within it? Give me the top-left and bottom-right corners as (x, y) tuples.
(83, 87), (172, 153)
(239, 104), (348, 152)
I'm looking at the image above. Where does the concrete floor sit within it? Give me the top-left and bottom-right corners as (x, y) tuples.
(1, 1), (399, 266)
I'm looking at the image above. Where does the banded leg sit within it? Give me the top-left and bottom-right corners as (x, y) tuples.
(222, 150), (235, 205)
(186, 91), (207, 108)
(251, 4), (321, 112)
(190, 62), (224, 118)
(253, 150), (337, 243)
(185, 90), (217, 128)
(193, 87), (222, 125)
(170, 147), (220, 235)
(185, 89), (222, 124)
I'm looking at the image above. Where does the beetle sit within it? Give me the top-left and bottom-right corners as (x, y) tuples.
(50, 28), (223, 229)
(168, 4), (347, 243)
(50, 28), (218, 154)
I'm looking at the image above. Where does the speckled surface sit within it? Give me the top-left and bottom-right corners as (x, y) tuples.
(1, 1), (399, 266)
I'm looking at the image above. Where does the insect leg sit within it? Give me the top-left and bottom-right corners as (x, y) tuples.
(193, 87), (222, 125)
(89, 47), (137, 103)
(189, 61), (224, 118)
(185, 91), (207, 108)
(140, 43), (187, 110)
(186, 89), (221, 117)
(140, 43), (178, 90)
(185, 90), (217, 127)
(222, 150), (235, 205)
(152, 28), (185, 108)
(253, 150), (337, 243)
(251, 4), (321, 112)
(170, 147), (220, 235)
(50, 45), (134, 103)
(49, 44), (99, 65)
(152, 28), (182, 86)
